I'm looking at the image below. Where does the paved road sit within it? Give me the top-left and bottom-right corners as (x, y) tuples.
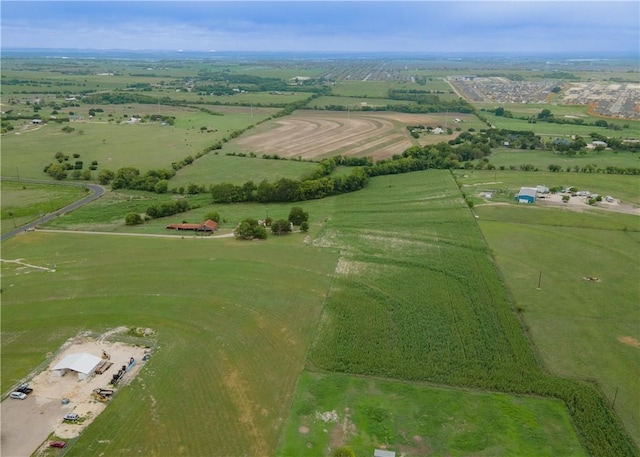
(1, 178), (106, 242)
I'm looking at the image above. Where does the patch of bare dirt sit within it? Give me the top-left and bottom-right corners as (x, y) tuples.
(298, 425), (310, 434)
(540, 194), (640, 216)
(618, 336), (640, 348)
(329, 407), (356, 451)
(3, 329), (151, 457)
(234, 110), (462, 161)
(217, 350), (269, 456)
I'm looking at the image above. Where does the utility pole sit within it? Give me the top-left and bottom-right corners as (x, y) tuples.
(537, 271), (542, 290)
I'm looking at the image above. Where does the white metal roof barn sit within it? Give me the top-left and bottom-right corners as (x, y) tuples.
(51, 353), (102, 380)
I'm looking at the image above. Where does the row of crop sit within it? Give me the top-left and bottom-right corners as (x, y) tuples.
(308, 171), (637, 456)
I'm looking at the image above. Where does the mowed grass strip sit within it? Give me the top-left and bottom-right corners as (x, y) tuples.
(1, 232), (338, 456)
(277, 371), (586, 457)
(477, 205), (640, 447)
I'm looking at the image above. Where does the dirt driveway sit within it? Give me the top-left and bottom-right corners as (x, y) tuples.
(1, 395), (67, 457)
(0, 330), (150, 457)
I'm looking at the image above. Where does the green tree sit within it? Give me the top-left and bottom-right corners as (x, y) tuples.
(125, 212), (143, 225)
(271, 219), (292, 235)
(333, 447), (355, 457)
(154, 179), (169, 194)
(97, 169), (115, 185)
(204, 211), (221, 223)
(234, 219), (267, 240)
(537, 108), (553, 120)
(46, 163), (68, 180)
(288, 206), (309, 225)
(300, 221), (309, 232)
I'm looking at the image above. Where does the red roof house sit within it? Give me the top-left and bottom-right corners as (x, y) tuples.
(166, 219), (218, 232)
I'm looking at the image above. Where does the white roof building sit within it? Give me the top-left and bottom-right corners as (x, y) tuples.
(52, 353), (102, 380)
(374, 450), (396, 457)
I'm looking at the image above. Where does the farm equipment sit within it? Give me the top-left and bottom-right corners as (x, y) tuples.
(111, 368), (125, 386)
(92, 388), (114, 402)
(109, 358), (136, 386)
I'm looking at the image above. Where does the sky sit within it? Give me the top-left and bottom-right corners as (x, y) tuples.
(1, 1), (639, 55)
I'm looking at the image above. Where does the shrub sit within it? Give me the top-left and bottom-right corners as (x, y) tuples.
(333, 448), (355, 457)
(125, 212), (143, 225)
(271, 219), (292, 235)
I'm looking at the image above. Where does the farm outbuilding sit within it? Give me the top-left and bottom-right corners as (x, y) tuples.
(374, 450), (396, 457)
(165, 219), (218, 232)
(515, 187), (537, 203)
(51, 353), (102, 380)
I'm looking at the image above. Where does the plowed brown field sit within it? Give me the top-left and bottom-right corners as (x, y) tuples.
(235, 110), (465, 160)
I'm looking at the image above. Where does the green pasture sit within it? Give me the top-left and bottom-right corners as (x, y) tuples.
(305, 170), (637, 456)
(0, 181), (88, 234)
(152, 90), (311, 106)
(2, 169), (637, 455)
(37, 187), (323, 234)
(39, 190), (210, 232)
(1, 230), (338, 456)
(307, 95), (416, 109)
(1, 104), (270, 179)
(331, 81), (405, 98)
(478, 107), (640, 138)
(239, 66), (326, 80)
(483, 147), (640, 171)
(456, 170), (640, 206)
(277, 371), (586, 457)
(331, 80), (459, 101)
(477, 205), (640, 447)
(170, 153), (318, 188)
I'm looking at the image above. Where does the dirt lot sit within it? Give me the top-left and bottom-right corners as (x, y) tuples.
(1, 329), (151, 457)
(234, 110), (466, 161)
(539, 193), (640, 215)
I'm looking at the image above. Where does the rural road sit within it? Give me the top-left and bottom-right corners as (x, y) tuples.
(1, 178), (106, 242)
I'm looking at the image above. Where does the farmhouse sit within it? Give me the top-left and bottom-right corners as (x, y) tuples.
(166, 219), (218, 232)
(51, 353), (102, 380)
(515, 187), (537, 203)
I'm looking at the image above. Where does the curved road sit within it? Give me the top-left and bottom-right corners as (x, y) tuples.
(1, 178), (106, 242)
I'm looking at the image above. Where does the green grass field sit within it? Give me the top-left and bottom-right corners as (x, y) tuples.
(1, 104), (272, 180)
(170, 154), (318, 188)
(277, 371), (586, 457)
(483, 147), (640, 171)
(0, 181), (88, 234)
(479, 108), (640, 138)
(307, 95), (417, 109)
(2, 169), (638, 456)
(3, 58), (640, 457)
(456, 170), (640, 206)
(1, 230), (339, 456)
(477, 205), (640, 447)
